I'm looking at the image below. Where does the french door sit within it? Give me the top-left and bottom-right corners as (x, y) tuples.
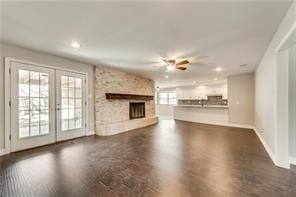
(56, 70), (86, 141)
(10, 61), (86, 152)
(11, 62), (56, 152)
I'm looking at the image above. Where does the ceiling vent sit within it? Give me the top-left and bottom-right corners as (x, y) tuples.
(239, 64), (248, 68)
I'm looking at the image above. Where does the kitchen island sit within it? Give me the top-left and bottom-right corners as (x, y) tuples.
(173, 105), (230, 126)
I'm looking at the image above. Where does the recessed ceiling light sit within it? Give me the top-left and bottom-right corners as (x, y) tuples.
(215, 67), (222, 72)
(165, 75), (169, 78)
(214, 78), (218, 81)
(193, 81), (197, 84)
(69, 41), (81, 49)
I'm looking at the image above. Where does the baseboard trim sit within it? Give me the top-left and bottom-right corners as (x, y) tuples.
(225, 123), (254, 129)
(253, 127), (277, 165)
(0, 149), (9, 156)
(86, 129), (95, 136)
(289, 157), (296, 165)
(86, 132), (95, 136)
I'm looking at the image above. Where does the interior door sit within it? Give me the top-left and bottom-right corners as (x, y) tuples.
(10, 61), (55, 152)
(56, 70), (86, 141)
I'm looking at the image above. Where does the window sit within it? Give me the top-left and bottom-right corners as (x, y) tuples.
(168, 92), (176, 104)
(158, 91), (176, 104)
(159, 92), (168, 104)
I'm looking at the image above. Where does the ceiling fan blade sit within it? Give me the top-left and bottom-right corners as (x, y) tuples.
(168, 59), (176, 64)
(176, 60), (189, 66)
(176, 64), (187, 70)
(163, 59), (176, 65)
(153, 64), (167, 68)
(162, 59), (168, 64)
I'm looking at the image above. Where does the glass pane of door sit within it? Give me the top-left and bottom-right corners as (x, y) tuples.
(18, 69), (50, 138)
(60, 76), (82, 131)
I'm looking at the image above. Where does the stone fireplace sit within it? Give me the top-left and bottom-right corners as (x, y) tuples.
(130, 102), (145, 119)
(94, 66), (158, 136)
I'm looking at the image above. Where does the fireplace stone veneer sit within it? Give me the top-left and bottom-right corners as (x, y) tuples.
(94, 66), (158, 136)
(96, 116), (158, 136)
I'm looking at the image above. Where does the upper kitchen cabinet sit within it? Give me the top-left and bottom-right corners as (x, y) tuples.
(176, 83), (228, 100)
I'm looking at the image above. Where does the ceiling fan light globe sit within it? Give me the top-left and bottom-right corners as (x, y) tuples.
(166, 65), (175, 72)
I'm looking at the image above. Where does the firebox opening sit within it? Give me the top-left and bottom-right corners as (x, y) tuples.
(130, 102), (145, 120)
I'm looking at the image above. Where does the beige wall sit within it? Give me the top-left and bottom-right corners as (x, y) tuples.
(94, 66), (155, 135)
(255, 2), (295, 167)
(228, 73), (255, 126)
(156, 104), (174, 117)
(0, 42), (95, 150)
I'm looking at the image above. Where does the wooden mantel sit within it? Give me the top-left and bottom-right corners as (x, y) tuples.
(105, 93), (154, 100)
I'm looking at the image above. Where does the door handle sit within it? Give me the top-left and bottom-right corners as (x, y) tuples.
(57, 103), (60, 111)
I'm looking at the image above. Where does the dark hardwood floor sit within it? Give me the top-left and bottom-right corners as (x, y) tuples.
(1, 119), (296, 196)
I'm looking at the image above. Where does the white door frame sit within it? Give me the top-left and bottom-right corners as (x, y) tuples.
(274, 22), (296, 168)
(4, 57), (89, 153)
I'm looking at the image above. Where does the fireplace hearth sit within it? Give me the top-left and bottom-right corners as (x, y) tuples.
(130, 102), (145, 119)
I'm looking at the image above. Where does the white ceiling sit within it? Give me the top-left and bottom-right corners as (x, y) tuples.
(0, 1), (292, 87)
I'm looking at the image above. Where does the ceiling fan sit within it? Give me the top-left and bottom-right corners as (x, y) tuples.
(162, 59), (190, 72)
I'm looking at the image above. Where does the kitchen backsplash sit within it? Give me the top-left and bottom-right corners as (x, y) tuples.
(178, 96), (228, 106)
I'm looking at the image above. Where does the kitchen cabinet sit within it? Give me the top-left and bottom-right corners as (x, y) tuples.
(176, 84), (228, 100)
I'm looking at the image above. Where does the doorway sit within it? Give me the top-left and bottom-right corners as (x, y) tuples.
(9, 59), (87, 152)
(289, 43), (296, 164)
(276, 26), (296, 168)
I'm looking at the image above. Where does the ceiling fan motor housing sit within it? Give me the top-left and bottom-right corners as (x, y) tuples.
(163, 59), (189, 71)
(167, 59), (176, 64)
